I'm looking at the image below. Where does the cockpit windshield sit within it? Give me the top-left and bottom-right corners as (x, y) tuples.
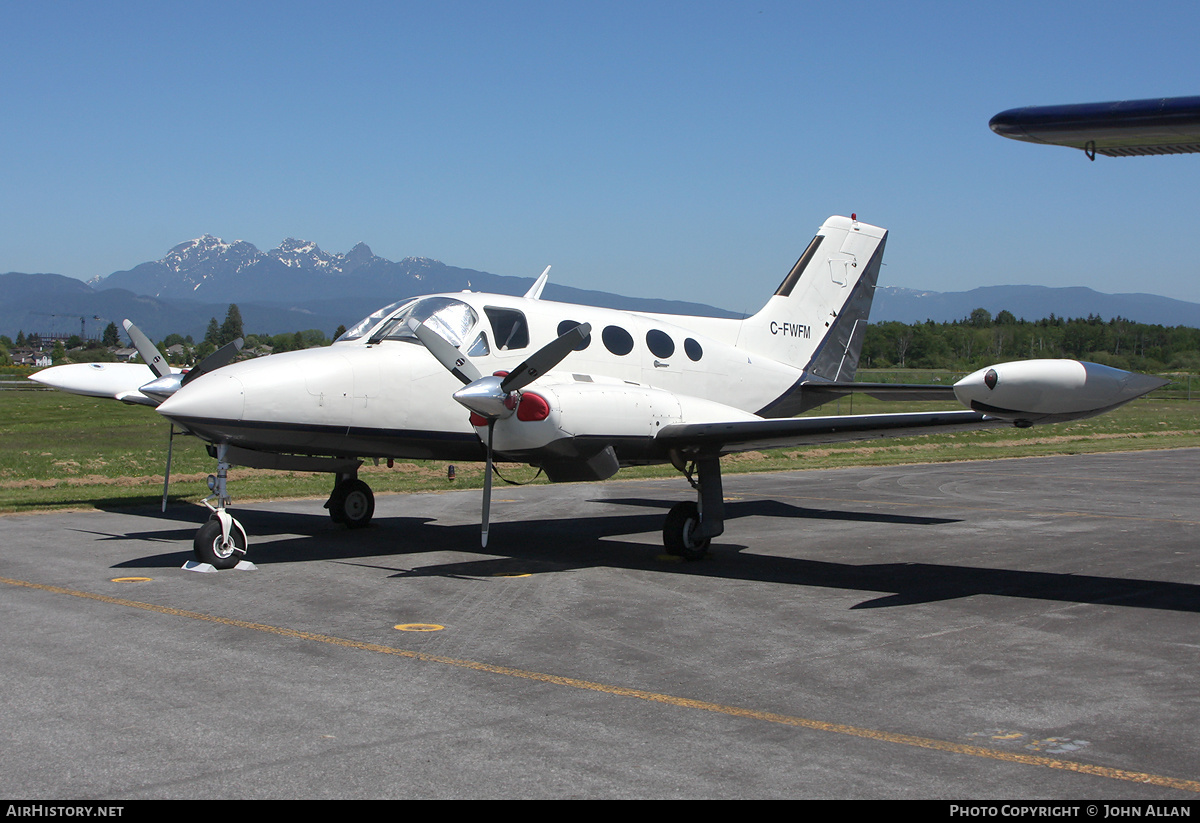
(345, 297), (479, 348)
(336, 299), (415, 342)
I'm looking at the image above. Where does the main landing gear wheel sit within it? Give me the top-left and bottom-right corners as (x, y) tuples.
(663, 500), (710, 561)
(193, 518), (246, 570)
(327, 478), (375, 529)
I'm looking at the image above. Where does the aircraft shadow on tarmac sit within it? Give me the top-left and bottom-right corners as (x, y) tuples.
(93, 497), (1200, 615)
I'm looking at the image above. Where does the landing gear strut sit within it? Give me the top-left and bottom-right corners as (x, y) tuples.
(193, 443), (249, 569)
(325, 473), (375, 528)
(664, 456), (724, 561)
(188, 445), (367, 569)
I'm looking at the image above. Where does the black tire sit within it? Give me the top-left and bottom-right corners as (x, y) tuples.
(328, 478), (375, 529)
(663, 500), (710, 561)
(193, 519), (245, 570)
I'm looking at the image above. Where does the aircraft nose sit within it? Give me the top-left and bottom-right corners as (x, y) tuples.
(156, 372), (246, 422)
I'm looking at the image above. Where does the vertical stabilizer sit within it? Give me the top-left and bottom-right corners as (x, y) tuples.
(737, 215), (886, 381)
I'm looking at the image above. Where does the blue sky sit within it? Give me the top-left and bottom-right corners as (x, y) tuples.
(3, 0), (1199, 313)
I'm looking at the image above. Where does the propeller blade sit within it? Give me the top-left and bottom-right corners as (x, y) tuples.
(122, 320), (170, 378)
(408, 319), (482, 385)
(500, 322), (591, 394)
(481, 419), (494, 548)
(182, 337), (244, 386)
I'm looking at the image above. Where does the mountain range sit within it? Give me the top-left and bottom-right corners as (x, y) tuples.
(4, 235), (1200, 342)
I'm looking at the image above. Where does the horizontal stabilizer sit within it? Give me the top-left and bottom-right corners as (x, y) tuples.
(799, 381), (957, 402)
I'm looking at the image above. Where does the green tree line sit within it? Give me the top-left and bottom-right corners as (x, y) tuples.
(863, 309), (1200, 373)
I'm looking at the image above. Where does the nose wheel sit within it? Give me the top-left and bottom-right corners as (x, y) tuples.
(191, 443), (249, 569)
(193, 514), (248, 569)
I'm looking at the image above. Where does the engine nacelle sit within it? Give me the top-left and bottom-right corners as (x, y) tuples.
(953, 360), (1167, 426)
(476, 377), (758, 478)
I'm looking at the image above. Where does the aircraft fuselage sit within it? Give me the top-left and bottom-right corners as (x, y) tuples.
(155, 291), (803, 465)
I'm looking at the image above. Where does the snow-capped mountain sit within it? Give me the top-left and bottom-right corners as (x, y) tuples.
(43, 235), (737, 340)
(92, 236), (397, 300)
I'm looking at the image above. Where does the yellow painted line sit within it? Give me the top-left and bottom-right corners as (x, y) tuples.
(111, 577), (152, 583)
(4, 573), (1198, 793)
(394, 623), (444, 632)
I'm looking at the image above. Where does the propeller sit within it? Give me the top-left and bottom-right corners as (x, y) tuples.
(407, 318), (482, 385)
(136, 334), (244, 401)
(181, 337), (244, 385)
(122, 319), (170, 378)
(410, 319), (591, 546)
(121, 319), (244, 510)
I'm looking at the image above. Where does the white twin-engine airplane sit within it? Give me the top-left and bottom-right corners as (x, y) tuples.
(33, 215), (1167, 569)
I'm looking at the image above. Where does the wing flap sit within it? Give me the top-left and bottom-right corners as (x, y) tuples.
(657, 409), (999, 453)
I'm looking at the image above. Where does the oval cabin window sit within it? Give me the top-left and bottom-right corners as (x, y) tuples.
(602, 325), (634, 356)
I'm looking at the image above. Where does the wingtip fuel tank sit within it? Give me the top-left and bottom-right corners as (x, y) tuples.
(954, 360), (1168, 426)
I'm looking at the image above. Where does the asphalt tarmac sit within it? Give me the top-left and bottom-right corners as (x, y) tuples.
(2, 449), (1199, 800)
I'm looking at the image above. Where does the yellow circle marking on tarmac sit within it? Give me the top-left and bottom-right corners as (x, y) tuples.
(111, 577), (152, 583)
(394, 623), (444, 632)
(492, 572), (532, 578)
(5, 573), (1199, 795)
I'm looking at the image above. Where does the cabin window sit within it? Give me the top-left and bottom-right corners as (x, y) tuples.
(557, 320), (591, 351)
(684, 337), (703, 361)
(646, 329), (674, 358)
(602, 325), (634, 356)
(485, 307), (529, 350)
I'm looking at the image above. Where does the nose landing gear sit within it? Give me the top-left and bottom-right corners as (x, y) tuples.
(192, 444), (249, 570)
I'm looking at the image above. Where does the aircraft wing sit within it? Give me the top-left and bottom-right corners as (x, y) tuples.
(656, 409), (999, 454)
(990, 96), (1200, 157)
(655, 359), (1165, 454)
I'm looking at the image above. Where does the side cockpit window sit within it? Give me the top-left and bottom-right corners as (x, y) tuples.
(467, 332), (490, 357)
(484, 307), (529, 350)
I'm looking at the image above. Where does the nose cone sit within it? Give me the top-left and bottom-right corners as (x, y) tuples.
(954, 359), (1167, 423)
(157, 372), (246, 423)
